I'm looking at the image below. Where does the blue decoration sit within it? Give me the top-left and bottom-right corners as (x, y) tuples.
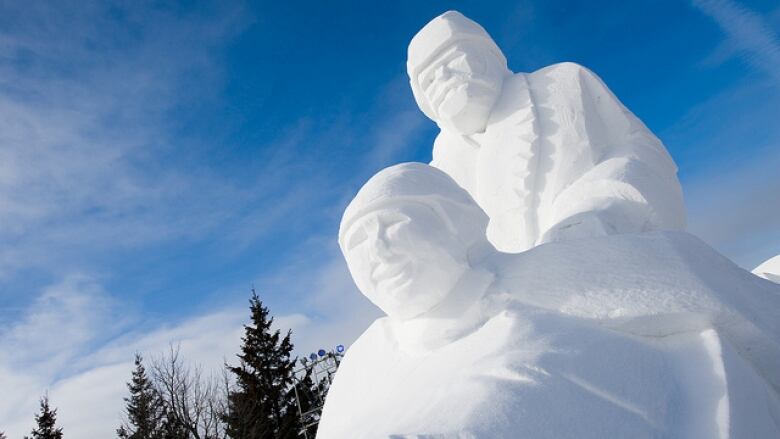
(336, 344), (345, 353)
(318, 349), (326, 357)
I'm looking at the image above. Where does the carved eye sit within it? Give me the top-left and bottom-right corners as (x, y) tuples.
(384, 213), (412, 240)
(346, 227), (367, 251)
(384, 221), (404, 240)
(447, 54), (471, 73)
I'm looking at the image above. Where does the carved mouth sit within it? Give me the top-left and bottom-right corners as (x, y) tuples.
(428, 78), (495, 112)
(372, 260), (408, 281)
(429, 81), (464, 110)
(371, 261), (412, 295)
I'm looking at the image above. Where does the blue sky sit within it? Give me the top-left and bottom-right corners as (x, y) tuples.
(1, 0), (779, 436)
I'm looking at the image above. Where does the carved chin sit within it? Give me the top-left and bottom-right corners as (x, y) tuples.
(378, 281), (441, 320)
(437, 86), (495, 135)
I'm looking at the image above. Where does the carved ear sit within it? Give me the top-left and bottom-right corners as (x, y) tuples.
(436, 199), (489, 249)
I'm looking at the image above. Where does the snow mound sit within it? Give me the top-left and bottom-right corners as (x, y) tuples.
(753, 254), (780, 284)
(318, 232), (780, 438)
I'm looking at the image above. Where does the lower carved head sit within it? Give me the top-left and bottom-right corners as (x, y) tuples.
(408, 11), (510, 135)
(339, 163), (489, 320)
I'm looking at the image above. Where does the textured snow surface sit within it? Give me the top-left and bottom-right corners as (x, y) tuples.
(321, 10), (779, 438)
(419, 13), (685, 253)
(318, 232), (780, 438)
(753, 254), (780, 284)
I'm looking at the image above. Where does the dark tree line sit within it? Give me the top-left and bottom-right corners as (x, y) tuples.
(11, 290), (325, 439)
(117, 290), (325, 439)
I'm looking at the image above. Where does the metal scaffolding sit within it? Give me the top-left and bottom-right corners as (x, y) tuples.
(292, 347), (344, 438)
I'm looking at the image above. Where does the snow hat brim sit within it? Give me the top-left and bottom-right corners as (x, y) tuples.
(339, 162), (488, 249)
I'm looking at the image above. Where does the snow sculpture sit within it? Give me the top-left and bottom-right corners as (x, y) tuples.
(318, 163), (780, 438)
(338, 162), (492, 323)
(318, 10), (780, 438)
(408, 11), (686, 252)
(753, 254), (780, 284)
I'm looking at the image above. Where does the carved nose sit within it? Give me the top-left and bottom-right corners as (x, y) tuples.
(371, 235), (395, 262)
(363, 221), (393, 263)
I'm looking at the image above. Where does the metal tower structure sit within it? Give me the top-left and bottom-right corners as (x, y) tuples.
(292, 345), (345, 438)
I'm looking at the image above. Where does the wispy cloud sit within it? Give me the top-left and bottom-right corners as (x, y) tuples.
(685, 146), (780, 269)
(360, 77), (430, 170)
(665, 77), (780, 269)
(0, 275), (131, 438)
(692, 0), (780, 85)
(0, 3), (423, 438)
(0, 0), (430, 280)
(0, 273), (303, 438)
(682, 1), (780, 267)
(0, 275), (122, 374)
(0, 2), (254, 278)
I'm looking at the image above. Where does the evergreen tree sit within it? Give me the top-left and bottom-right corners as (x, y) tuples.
(117, 354), (165, 439)
(223, 290), (299, 439)
(27, 395), (63, 439)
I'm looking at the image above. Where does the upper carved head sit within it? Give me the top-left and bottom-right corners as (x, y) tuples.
(407, 11), (510, 135)
(339, 163), (489, 320)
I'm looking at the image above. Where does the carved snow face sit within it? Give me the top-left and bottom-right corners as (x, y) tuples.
(342, 202), (469, 320)
(417, 40), (505, 135)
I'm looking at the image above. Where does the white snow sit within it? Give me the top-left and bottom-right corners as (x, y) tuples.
(319, 9), (780, 439)
(413, 11), (685, 253)
(320, 232), (780, 438)
(753, 254), (780, 283)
